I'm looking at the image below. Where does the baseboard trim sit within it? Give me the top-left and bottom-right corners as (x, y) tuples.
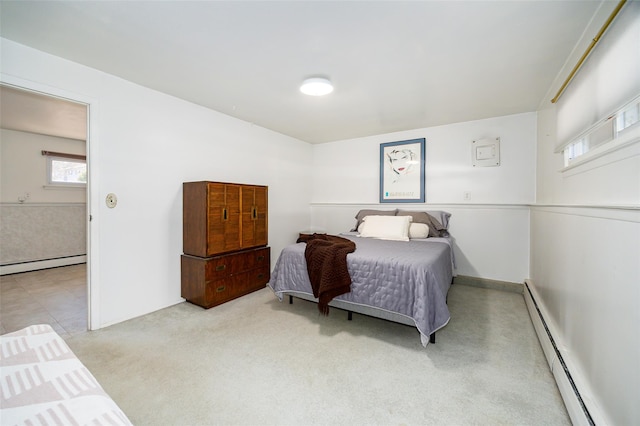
(452, 275), (523, 294)
(0, 255), (86, 275)
(524, 280), (594, 426)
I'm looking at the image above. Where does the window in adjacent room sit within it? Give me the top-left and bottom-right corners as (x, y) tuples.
(43, 151), (87, 187)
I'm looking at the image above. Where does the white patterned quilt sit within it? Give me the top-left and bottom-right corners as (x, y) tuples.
(0, 324), (132, 425)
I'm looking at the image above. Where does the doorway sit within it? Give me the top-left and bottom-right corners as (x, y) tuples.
(0, 82), (92, 336)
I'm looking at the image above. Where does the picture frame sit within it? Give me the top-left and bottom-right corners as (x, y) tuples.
(379, 138), (425, 203)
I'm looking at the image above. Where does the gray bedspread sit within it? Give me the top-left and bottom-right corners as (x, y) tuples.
(268, 234), (454, 346)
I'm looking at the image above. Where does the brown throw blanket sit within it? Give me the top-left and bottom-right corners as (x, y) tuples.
(299, 234), (356, 315)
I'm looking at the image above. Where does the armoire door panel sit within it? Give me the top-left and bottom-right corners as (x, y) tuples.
(207, 183), (241, 255)
(241, 185), (268, 249)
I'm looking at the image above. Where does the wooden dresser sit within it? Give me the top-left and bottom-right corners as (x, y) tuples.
(181, 181), (270, 308)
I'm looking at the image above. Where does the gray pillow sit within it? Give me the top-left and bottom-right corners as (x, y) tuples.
(396, 210), (450, 237)
(351, 209), (397, 231)
(425, 210), (451, 230)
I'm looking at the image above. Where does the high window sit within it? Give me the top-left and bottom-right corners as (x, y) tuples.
(42, 151), (87, 187)
(563, 97), (640, 168)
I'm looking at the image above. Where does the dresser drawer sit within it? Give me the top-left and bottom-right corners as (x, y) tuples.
(202, 247), (270, 280)
(181, 247), (271, 309)
(233, 265), (270, 293)
(204, 266), (270, 307)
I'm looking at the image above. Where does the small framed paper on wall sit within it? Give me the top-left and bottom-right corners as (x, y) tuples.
(379, 138), (425, 203)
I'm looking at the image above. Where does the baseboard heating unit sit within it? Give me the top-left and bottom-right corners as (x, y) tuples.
(524, 280), (596, 426)
(0, 255), (86, 276)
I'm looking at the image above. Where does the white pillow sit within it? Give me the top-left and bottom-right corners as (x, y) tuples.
(359, 215), (412, 241)
(409, 223), (430, 239)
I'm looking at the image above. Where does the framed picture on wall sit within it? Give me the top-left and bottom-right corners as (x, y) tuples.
(379, 138), (425, 203)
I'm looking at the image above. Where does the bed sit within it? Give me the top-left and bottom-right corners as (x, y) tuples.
(268, 209), (455, 346)
(0, 324), (132, 425)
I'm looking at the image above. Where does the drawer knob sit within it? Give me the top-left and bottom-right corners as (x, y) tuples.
(257, 273), (264, 279)
(215, 264), (226, 271)
(216, 285), (226, 293)
(257, 255), (264, 261)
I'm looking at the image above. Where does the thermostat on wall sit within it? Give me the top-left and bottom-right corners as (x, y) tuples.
(472, 137), (500, 167)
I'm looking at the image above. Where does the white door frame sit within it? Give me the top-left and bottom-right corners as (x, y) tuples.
(1, 73), (101, 330)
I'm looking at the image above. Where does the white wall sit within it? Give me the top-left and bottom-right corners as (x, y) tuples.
(533, 105), (639, 426)
(312, 113), (536, 205)
(530, 3), (640, 424)
(0, 130), (87, 270)
(310, 113), (536, 283)
(1, 39), (313, 328)
(0, 129), (86, 203)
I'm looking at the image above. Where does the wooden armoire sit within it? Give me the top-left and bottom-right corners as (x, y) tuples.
(181, 181), (270, 308)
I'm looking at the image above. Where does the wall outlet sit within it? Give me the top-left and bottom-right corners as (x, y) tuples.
(463, 191), (471, 201)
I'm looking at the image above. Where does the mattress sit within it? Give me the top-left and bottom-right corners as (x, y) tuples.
(268, 234), (455, 346)
(0, 324), (132, 425)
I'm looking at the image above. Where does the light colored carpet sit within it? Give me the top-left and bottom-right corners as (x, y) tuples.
(67, 284), (570, 425)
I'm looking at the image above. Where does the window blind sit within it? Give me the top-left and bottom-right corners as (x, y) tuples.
(555, 1), (640, 152)
(41, 150), (86, 161)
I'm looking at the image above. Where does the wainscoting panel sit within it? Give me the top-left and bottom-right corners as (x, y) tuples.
(309, 203), (530, 283)
(0, 203), (86, 274)
(530, 205), (640, 426)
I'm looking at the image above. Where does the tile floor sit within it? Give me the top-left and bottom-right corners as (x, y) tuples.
(0, 264), (87, 339)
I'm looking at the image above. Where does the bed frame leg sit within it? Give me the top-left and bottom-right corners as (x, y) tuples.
(348, 311), (353, 321)
(289, 295), (293, 304)
(430, 333), (436, 344)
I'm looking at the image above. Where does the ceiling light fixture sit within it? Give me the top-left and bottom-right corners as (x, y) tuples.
(300, 77), (333, 96)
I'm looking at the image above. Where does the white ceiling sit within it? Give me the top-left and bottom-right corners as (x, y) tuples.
(0, 85), (88, 141)
(0, 1), (606, 144)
